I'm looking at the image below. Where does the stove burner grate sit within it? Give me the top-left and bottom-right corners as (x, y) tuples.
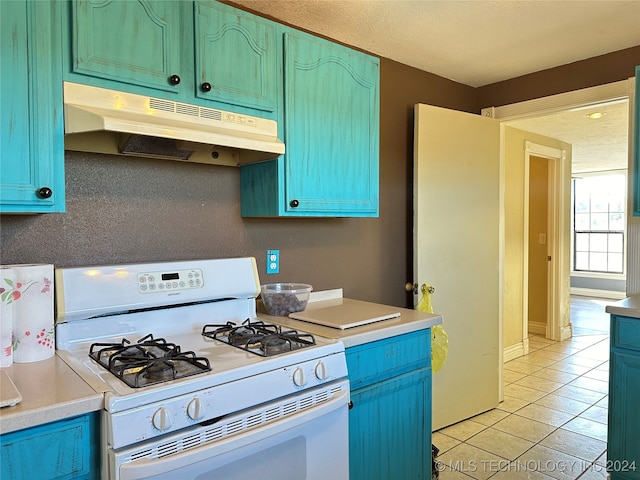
(202, 319), (315, 357)
(89, 334), (211, 388)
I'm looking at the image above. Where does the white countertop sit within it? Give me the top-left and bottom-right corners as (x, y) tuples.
(605, 293), (640, 319)
(0, 354), (103, 435)
(259, 290), (443, 348)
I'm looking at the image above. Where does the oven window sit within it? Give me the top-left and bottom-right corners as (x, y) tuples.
(199, 437), (306, 480)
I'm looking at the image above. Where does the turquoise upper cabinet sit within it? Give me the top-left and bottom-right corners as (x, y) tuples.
(240, 30), (380, 217)
(0, 0), (65, 213)
(67, 1), (278, 118)
(65, 1), (379, 217)
(283, 32), (379, 215)
(633, 66), (639, 216)
(194, 1), (277, 113)
(70, 0), (183, 94)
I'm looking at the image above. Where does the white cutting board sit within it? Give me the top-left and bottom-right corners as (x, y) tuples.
(289, 298), (401, 330)
(0, 370), (22, 408)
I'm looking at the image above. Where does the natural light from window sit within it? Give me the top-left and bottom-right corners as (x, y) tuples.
(573, 172), (626, 274)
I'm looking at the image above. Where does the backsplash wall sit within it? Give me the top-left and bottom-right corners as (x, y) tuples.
(0, 151), (389, 303)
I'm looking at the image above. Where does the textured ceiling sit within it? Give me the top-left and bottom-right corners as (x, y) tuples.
(507, 100), (629, 173)
(229, 0), (639, 173)
(230, 0), (640, 87)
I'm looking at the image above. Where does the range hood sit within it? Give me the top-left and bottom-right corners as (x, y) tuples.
(63, 82), (285, 166)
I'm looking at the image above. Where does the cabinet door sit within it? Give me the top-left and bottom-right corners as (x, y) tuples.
(194, 1), (278, 112)
(349, 368), (432, 480)
(282, 32), (380, 216)
(0, 413), (100, 480)
(71, 0), (182, 93)
(1, 0), (65, 213)
(608, 350), (640, 479)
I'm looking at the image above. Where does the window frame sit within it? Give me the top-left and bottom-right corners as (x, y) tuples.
(571, 169), (627, 277)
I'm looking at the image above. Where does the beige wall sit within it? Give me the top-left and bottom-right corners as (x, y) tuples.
(502, 127), (572, 350)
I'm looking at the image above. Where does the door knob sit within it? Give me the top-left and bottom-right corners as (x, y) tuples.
(405, 283), (435, 294)
(405, 282), (417, 293)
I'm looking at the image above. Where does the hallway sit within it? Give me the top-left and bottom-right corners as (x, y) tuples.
(433, 296), (612, 479)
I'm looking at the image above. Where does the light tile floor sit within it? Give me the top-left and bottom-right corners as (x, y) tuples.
(433, 296), (613, 480)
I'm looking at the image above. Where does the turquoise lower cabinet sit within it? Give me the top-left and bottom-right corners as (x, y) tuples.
(607, 315), (640, 480)
(0, 0), (65, 213)
(349, 368), (432, 479)
(346, 330), (432, 480)
(0, 413), (100, 480)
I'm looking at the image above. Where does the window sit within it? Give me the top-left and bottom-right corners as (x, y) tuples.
(573, 173), (626, 274)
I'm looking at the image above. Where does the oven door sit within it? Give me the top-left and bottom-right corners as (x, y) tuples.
(113, 380), (349, 480)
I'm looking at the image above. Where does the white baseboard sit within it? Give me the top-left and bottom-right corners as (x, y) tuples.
(528, 321), (546, 335)
(570, 287), (626, 300)
(560, 323), (573, 341)
(504, 342), (524, 362)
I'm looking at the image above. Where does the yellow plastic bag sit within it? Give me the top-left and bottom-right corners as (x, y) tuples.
(415, 285), (448, 373)
(430, 325), (448, 373)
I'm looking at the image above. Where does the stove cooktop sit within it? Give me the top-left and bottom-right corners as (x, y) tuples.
(202, 319), (316, 357)
(89, 334), (211, 388)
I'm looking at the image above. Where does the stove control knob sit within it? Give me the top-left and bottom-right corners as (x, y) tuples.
(187, 398), (205, 421)
(152, 407), (172, 431)
(315, 362), (327, 380)
(293, 367), (306, 387)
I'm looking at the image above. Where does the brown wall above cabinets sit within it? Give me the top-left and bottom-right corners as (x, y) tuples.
(476, 45), (640, 109)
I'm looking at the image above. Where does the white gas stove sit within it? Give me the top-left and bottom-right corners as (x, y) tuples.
(55, 257), (349, 480)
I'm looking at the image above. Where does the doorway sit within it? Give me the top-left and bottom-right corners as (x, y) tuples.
(482, 79), (635, 352)
(520, 142), (569, 345)
(527, 155), (551, 336)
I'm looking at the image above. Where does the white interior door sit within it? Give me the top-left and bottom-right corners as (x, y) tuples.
(414, 104), (502, 430)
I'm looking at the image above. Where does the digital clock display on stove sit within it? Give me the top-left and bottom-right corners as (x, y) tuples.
(137, 269), (203, 293)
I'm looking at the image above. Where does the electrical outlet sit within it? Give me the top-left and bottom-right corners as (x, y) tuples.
(266, 250), (279, 274)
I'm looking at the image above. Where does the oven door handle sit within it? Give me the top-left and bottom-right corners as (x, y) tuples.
(119, 386), (349, 480)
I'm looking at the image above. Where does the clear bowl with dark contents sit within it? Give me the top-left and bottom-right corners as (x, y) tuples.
(261, 283), (312, 316)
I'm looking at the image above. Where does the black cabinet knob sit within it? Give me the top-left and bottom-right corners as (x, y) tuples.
(348, 401), (354, 410)
(289, 199), (299, 208)
(36, 187), (52, 199)
(168, 74), (181, 85)
(201, 82), (212, 92)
